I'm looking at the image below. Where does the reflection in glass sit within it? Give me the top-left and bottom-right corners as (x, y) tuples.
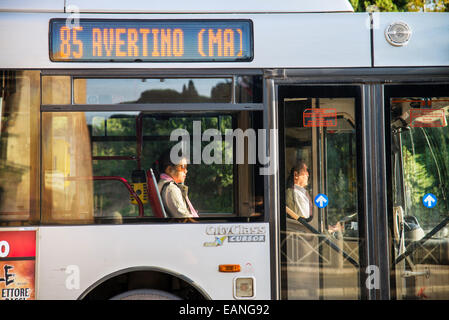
(0, 71), (40, 225)
(74, 78), (232, 104)
(282, 95), (360, 300)
(42, 76), (71, 105)
(41, 110), (264, 223)
(390, 95), (449, 299)
(42, 112), (95, 224)
(236, 76), (263, 103)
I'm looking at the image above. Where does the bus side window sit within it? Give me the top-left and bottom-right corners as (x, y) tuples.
(0, 71), (40, 226)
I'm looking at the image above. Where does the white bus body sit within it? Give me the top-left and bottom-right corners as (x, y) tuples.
(1, 0), (449, 301)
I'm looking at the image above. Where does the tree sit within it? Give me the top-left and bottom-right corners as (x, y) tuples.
(406, 0), (449, 11)
(350, 0), (407, 11)
(350, 0), (448, 11)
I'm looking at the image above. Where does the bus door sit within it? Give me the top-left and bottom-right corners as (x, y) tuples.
(277, 85), (363, 299)
(387, 84), (449, 299)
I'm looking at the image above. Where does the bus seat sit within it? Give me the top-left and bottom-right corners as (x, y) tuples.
(147, 168), (167, 218)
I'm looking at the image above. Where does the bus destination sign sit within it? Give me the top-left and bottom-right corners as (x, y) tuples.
(49, 19), (253, 62)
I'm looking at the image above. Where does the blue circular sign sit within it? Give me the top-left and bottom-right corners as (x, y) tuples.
(423, 193), (437, 208)
(314, 193), (329, 208)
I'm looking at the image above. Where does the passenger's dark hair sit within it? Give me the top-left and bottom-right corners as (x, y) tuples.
(152, 148), (176, 181)
(287, 160), (307, 188)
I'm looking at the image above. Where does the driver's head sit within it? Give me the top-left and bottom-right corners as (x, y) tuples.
(291, 160), (309, 188)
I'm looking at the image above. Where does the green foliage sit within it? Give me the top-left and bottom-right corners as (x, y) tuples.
(406, 0), (449, 11)
(401, 124), (449, 231)
(402, 147), (434, 213)
(90, 80), (236, 217)
(351, 0), (406, 11)
(326, 131), (358, 225)
(351, 0), (448, 11)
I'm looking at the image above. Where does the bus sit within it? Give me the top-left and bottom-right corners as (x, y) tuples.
(0, 0), (449, 300)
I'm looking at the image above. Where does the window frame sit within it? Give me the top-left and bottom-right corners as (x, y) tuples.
(39, 73), (267, 225)
(277, 84), (365, 300)
(385, 82), (449, 299)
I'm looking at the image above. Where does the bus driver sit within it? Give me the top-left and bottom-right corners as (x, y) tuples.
(285, 160), (313, 221)
(285, 160), (344, 234)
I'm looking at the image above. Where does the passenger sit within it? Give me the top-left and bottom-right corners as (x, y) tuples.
(285, 160), (313, 221)
(155, 149), (199, 218)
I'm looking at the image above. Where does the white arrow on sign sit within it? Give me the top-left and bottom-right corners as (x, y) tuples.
(424, 194), (436, 207)
(316, 195), (328, 207)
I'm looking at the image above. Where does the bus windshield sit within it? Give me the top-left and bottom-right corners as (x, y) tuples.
(390, 93), (449, 299)
(391, 97), (449, 235)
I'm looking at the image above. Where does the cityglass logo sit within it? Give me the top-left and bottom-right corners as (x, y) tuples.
(203, 225), (266, 246)
(206, 225), (266, 236)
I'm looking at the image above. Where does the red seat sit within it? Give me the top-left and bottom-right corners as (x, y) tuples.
(147, 169), (167, 218)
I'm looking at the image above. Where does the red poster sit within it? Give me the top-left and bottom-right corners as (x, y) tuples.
(410, 109), (446, 128)
(0, 230), (36, 300)
(303, 108), (337, 127)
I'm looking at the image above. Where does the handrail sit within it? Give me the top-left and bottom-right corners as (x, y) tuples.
(294, 216), (360, 268)
(65, 176), (144, 217)
(394, 215), (449, 265)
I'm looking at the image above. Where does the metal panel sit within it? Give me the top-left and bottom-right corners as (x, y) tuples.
(65, 0), (354, 13)
(264, 78), (280, 299)
(0, 12), (371, 69)
(361, 84), (391, 299)
(0, 13), (51, 68)
(36, 223), (271, 299)
(41, 69), (264, 76)
(253, 13), (371, 68)
(41, 103), (264, 112)
(0, 0), (64, 12)
(373, 12), (449, 67)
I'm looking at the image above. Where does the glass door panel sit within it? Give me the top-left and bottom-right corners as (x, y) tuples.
(278, 85), (362, 299)
(387, 84), (449, 299)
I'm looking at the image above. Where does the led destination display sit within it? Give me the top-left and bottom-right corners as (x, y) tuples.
(49, 19), (253, 62)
